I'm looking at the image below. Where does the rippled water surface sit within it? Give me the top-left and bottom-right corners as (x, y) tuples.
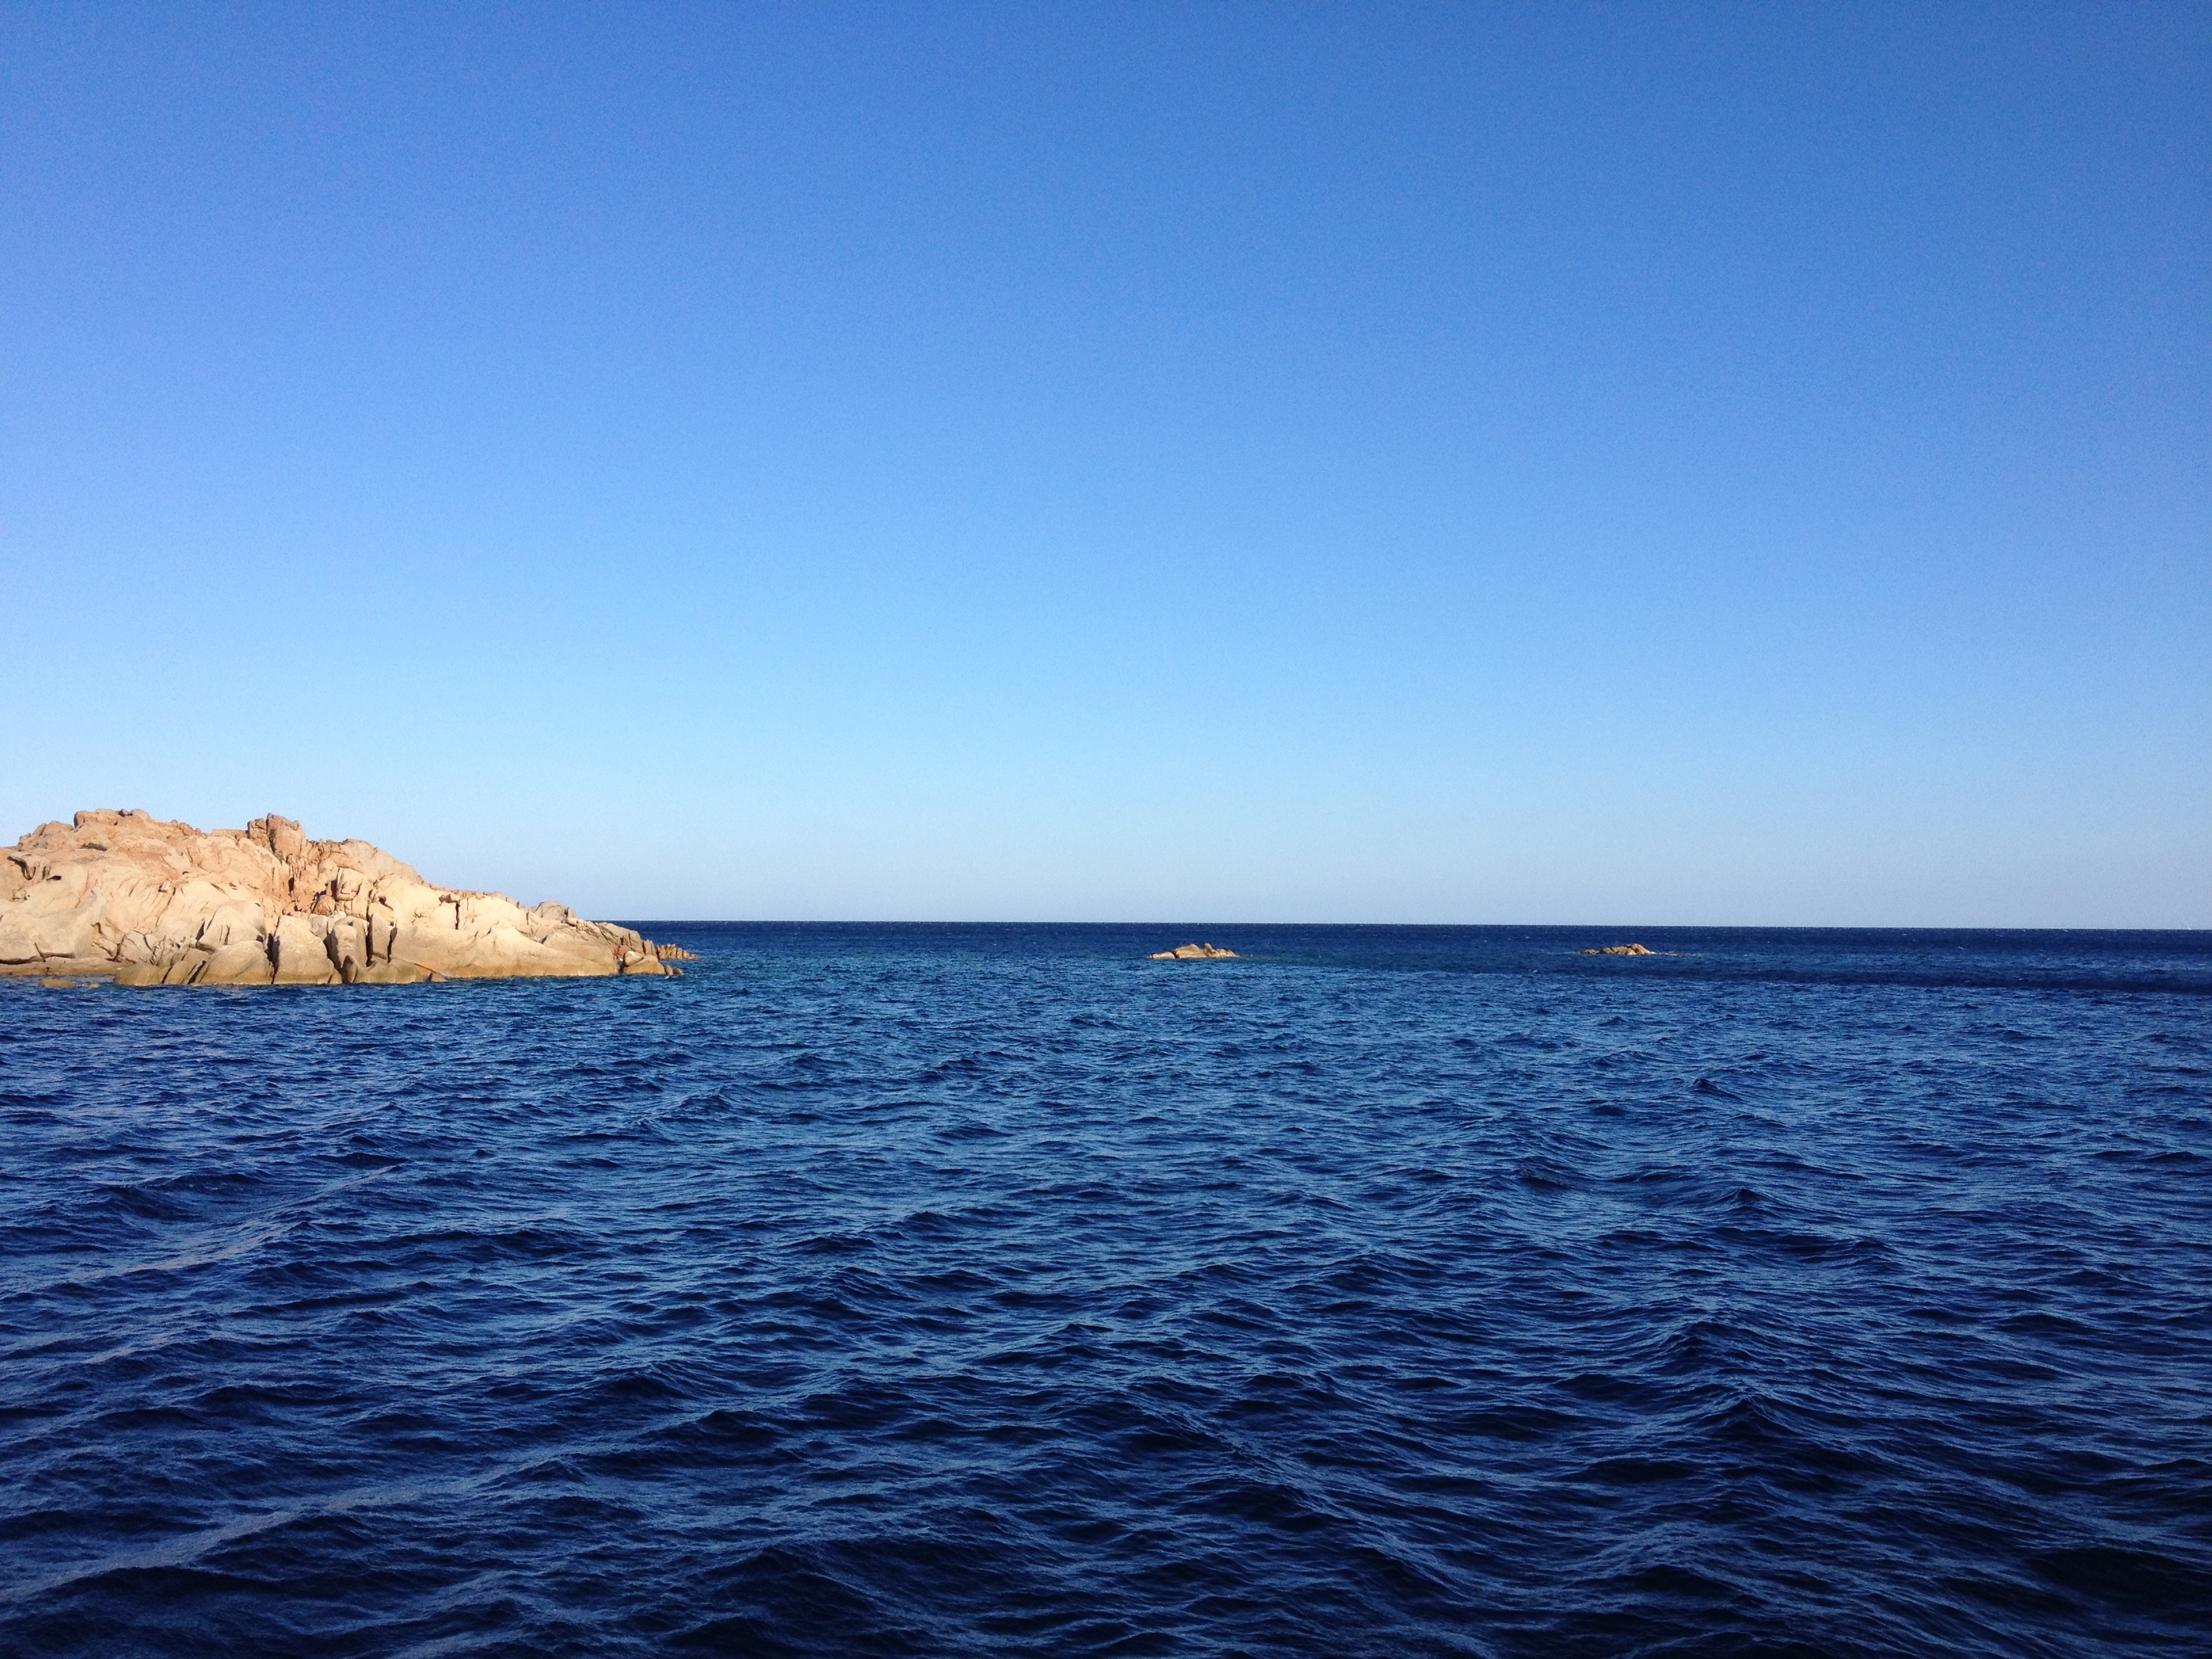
(4, 924), (2209, 1657)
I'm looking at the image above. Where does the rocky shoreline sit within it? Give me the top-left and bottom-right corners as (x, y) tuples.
(1, 810), (679, 986)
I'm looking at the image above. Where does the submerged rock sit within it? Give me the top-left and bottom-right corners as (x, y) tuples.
(1582, 943), (1655, 956)
(1, 808), (677, 986)
(1150, 942), (1238, 960)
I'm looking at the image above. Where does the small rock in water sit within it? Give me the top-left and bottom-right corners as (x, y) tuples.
(1150, 942), (1238, 960)
(1582, 943), (1655, 956)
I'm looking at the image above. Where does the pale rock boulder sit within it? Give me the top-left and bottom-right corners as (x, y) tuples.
(205, 941), (277, 986)
(270, 914), (341, 985)
(3, 809), (678, 987)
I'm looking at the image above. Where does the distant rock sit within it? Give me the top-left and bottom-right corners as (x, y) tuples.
(1, 809), (680, 987)
(1150, 942), (1238, 960)
(655, 943), (699, 961)
(1582, 943), (1654, 956)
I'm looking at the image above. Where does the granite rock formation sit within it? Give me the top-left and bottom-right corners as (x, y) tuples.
(1150, 943), (1238, 960)
(1582, 943), (1655, 956)
(1, 810), (677, 986)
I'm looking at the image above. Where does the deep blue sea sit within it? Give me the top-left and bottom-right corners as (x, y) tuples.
(3, 924), (2209, 1658)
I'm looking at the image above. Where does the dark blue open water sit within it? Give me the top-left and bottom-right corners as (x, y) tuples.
(3, 924), (2209, 1657)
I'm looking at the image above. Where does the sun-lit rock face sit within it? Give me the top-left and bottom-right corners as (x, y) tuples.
(0, 809), (675, 986)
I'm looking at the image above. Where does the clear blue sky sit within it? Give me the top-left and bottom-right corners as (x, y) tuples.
(3, 3), (2205, 924)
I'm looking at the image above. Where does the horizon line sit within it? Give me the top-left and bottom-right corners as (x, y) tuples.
(598, 918), (2212, 935)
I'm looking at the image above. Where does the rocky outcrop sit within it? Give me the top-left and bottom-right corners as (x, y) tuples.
(1150, 942), (1237, 960)
(1, 809), (678, 987)
(1582, 943), (1654, 956)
